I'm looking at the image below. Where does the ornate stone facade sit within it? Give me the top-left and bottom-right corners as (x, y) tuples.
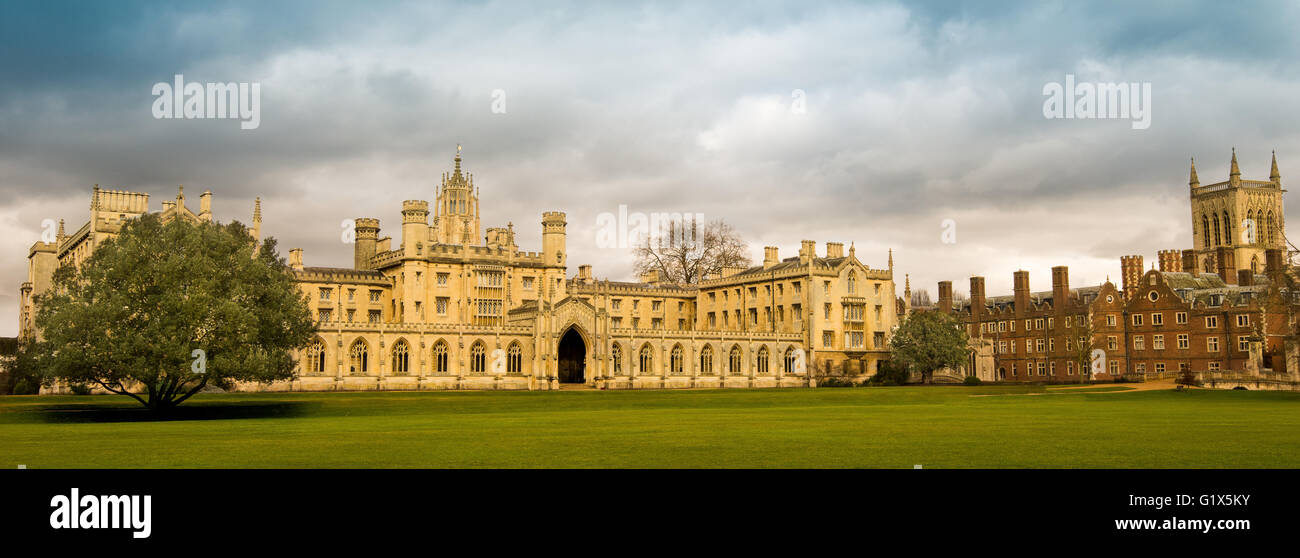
(284, 150), (898, 391)
(22, 149), (899, 391)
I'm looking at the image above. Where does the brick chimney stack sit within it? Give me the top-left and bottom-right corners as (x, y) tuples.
(1013, 270), (1030, 313)
(938, 281), (953, 314)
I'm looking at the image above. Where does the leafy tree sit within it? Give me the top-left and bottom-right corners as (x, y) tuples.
(25, 213), (314, 411)
(633, 219), (750, 284)
(889, 311), (970, 384)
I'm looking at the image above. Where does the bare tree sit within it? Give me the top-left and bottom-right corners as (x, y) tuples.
(911, 289), (932, 308)
(1071, 312), (1096, 384)
(633, 219), (751, 285)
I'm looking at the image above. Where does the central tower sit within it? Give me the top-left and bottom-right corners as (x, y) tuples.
(433, 146), (481, 245)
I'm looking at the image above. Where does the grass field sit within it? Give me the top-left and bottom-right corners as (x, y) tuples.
(1, 385), (1298, 468)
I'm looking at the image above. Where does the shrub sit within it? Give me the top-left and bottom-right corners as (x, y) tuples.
(11, 378), (39, 395)
(962, 375), (982, 386)
(817, 377), (858, 388)
(70, 383), (92, 396)
(868, 360), (911, 386)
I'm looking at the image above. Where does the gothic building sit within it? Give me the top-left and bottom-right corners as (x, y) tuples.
(285, 149), (899, 391)
(21, 148), (899, 392)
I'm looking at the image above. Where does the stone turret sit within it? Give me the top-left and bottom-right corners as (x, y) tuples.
(354, 217), (380, 270)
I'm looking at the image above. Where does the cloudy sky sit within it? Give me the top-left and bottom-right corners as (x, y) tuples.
(3, 0), (1299, 336)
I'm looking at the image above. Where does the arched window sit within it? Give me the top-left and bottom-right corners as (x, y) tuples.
(1267, 211), (1277, 244)
(507, 342), (522, 374)
(1252, 255), (1260, 274)
(1212, 213), (1221, 246)
(391, 339), (410, 375)
(639, 344), (654, 375)
(432, 339), (449, 374)
(729, 345), (743, 374)
(699, 345), (713, 374)
(784, 347), (799, 373)
(611, 343), (623, 374)
(847, 272), (857, 294)
(349, 338), (369, 375)
(1202, 214), (1211, 248)
(1223, 211), (1232, 245)
(670, 344), (683, 375)
(306, 338), (326, 375)
(757, 346), (770, 374)
(470, 341), (486, 374)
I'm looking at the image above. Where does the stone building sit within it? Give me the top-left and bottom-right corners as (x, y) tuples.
(22, 148), (899, 391)
(19, 185), (261, 340)
(286, 150), (898, 391)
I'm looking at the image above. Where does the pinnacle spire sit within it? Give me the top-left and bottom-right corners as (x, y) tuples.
(253, 197), (262, 222)
(1188, 157), (1199, 187)
(1271, 150), (1281, 182)
(453, 144), (463, 179)
(1229, 147), (1241, 186)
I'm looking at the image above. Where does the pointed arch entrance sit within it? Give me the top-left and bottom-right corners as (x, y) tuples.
(558, 327), (587, 384)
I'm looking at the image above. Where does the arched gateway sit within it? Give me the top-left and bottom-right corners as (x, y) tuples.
(557, 327), (587, 384)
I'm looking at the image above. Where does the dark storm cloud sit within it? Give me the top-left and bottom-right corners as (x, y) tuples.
(3, 0), (1300, 335)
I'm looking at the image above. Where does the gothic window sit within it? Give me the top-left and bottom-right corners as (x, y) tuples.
(699, 345), (713, 374)
(729, 345), (743, 374)
(847, 272), (857, 294)
(433, 340), (449, 373)
(507, 342), (522, 374)
(306, 338), (326, 375)
(1213, 213), (1221, 246)
(470, 341), (486, 374)
(784, 348), (799, 373)
(639, 344), (654, 374)
(1202, 214), (1210, 248)
(391, 339), (410, 374)
(349, 338), (369, 375)
(1223, 211), (1232, 245)
(757, 347), (770, 374)
(670, 344), (683, 375)
(611, 343), (623, 373)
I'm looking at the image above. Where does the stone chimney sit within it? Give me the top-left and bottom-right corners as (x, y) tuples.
(199, 190), (212, 221)
(938, 281), (953, 314)
(764, 246), (779, 269)
(640, 269), (663, 284)
(826, 242), (844, 259)
(1216, 246), (1236, 285)
(799, 240), (816, 264)
(578, 264), (593, 283)
(289, 248), (304, 271)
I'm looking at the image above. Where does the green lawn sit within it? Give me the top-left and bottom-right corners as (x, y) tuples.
(1, 386), (1298, 468)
